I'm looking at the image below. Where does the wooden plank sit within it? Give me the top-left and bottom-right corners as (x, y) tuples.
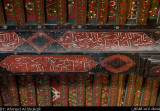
(68, 0), (77, 20)
(108, 75), (119, 106)
(18, 76), (29, 106)
(119, 75), (127, 106)
(85, 74), (93, 106)
(51, 75), (60, 106)
(133, 76), (143, 106)
(68, 75), (77, 106)
(0, 76), (12, 106)
(60, 74), (68, 106)
(128, 0), (139, 19)
(148, 0), (159, 19)
(26, 75), (36, 106)
(108, 0), (117, 19)
(7, 76), (20, 106)
(141, 79), (153, 106)
(117, 75), (126, 106)
(77, 0), (87, 24)
(56, 0), (66, 24)
(150, 80), (160, 106)
(87, 0), (98, 23)
(77, 74), (85, 106)
(13, 0), (25, 25)
(3, 0), (15, 23)
(0, 0), (5, 25)
(101, 74), (110, 106)
(45, 0), (56, 21)
(97, 0), (108, 24)
(35, 75), (52, 106)
(137, 0), (151, 25)
(34, 0), (45, 24)
(124, 74), (136, 106)
(93, 74), (102, 106)
(116, 0), (128, 25)
(24, 0), (36, 23)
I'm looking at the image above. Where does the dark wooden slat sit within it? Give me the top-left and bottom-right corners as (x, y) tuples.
(0, 0), (5, 25)
(56, 0), (66, 24)
(13, 0), (25, 25)
(97, 0), (108, 24)
(137, 0), (151, 25)
(116, 0), (128, 25)
(77, 0), (87, 24)
(34, 0), (45, 24)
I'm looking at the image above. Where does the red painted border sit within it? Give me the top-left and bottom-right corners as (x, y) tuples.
(77, 0), (87, 24)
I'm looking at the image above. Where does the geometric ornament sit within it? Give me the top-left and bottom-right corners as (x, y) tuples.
(27, 31), (54, 51)
(101, 55), (135, 73)
(0, 32), (25, 51)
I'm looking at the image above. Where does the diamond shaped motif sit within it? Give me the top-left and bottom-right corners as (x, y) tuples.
(27, 31), (54, 51)
(0, 32), (25, 51)
(101, 55), (135, 73)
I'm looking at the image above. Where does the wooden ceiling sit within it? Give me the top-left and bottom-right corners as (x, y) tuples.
(0, 0), (159, 25)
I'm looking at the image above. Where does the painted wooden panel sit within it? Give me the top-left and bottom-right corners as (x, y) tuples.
(34, 0), (45, 24)
(116, 0), (128, 25)
(57, 32), (155, 51)
(0, 55), (97, 73)
(13, 0), (25, 25)
(97, 0), (108, 24)
(137, 0), (151, 25)
(128, 0), (139, 19)
(77, 0), (87, 24)
(0, 0), (5, 25)
(56, 0), (66, 24)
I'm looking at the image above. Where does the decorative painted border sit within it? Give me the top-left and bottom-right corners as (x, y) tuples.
(97, 0), (108, 24)
(108, 75), (119, 106)
(117, 75), (125, 106)
(51, 75), (60, 106)
(68, 0), (77, 19)
(116, 0), (128, 25)
(93, 74), (102, 106)
(43, 75), (52, 106)
(26, 75), (36, 106)
(68, 75), (77, 106)
(34, 0), (45, 24)
(125, 74), (136, 106)
(13, 0), (25, 25)
(56, 0), (66, 24)
(150, 80), (159, 106)
(77, 74), (85, 106)
(85, 74), (93, 106)
(141, 79), (153, 106)
(128, 0), (139, 19)
(133, 76), (143, 106)
(60, 74), (68, 106)
(149, 0), (159, 19)
(108, 0), (117, 19)
(7, 76), (20, 106)
(119, 75), (127, 106)
(35, 75), (52, 106)
(0, 0), (5, 25)
(101, 74), (110, 106)
(25, 0), (36, 20)
(46, 0), (57, 19)
(137, 0), (151, 25)
(18, 76), (29, 106)
(3, 0), (15, 20)
(87, 0), (98, 20)
(77, 0), (87, 24)
(0, 76), (12, 106)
